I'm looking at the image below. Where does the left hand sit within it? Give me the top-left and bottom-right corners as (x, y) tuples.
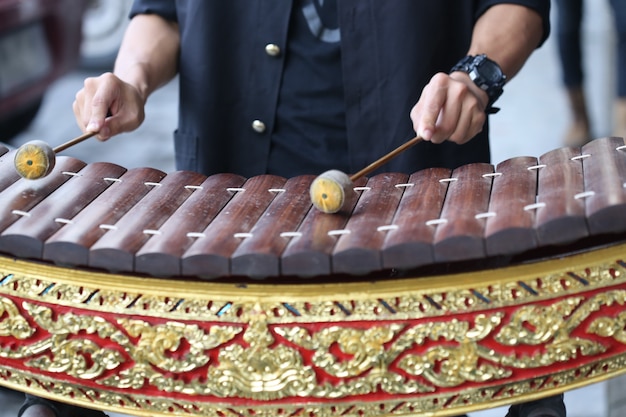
(410, 71), (490, 144)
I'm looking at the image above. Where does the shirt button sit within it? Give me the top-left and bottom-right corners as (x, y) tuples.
(265, 43), (281, 57)
(252, 119), (266, 133)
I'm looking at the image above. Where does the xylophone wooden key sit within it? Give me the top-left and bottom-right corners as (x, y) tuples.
(381, 167), (450, 269)
(582, 136), (626, 235)
(182, 175), (287, 279)
(332, 172), (408, 275)
(484, 156), (539, 256)
(134, 173), (246, 277)
(433, 162), (494, 262)
(280, 176), (366, 278)
(230, 175), (314, 278)
(0, 161), (126, 259)
(87, 170), (209, 273)
(0, 156), (87, 235)
(0, 148), (22, 192)
(535, 146), (587, 245)
(42, 167), (167, 267)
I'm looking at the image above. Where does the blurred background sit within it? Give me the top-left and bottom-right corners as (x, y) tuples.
(0, 0), (624, 417)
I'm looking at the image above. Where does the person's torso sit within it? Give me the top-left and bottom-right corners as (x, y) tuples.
(159, 0), (493, 177)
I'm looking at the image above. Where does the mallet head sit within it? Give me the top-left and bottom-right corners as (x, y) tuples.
(309, 169), (354, 214)
(14, 140), (56, 180)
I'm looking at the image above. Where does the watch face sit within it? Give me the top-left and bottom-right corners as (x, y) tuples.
(479, 60), (503, 83)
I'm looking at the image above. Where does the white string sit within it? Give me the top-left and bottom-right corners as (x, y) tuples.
(377, 225), (398, 232)
(426, 218), (448, 226)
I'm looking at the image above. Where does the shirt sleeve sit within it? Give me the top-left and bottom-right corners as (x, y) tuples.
(130, 0), (178, 22)
(475, 0), (551, 46)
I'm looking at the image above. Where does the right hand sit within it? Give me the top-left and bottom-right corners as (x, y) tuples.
(410, 72), (488, 145)
(73, 72), (146, 141)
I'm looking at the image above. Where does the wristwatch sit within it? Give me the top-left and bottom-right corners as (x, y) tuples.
(450, 54), (506, 114)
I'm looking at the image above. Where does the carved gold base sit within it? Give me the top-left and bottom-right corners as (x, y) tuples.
(1, 242), (626, 417)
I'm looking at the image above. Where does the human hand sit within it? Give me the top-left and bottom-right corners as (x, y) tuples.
(410, 72), (490, 144)
(73, 72), (146, 140)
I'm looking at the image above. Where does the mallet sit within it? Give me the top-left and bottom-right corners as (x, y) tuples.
(309, 135), (423, 213)
(14, 131), (97, 180)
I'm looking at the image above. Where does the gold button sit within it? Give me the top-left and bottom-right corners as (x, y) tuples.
(265, 43), (281, 57)
(252, 120), (266, 133)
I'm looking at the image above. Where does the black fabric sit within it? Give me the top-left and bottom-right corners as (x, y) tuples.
(130, 0), (550, 178)
(19, 394), (108, 417)
(268, 0), (348, 177)
(504, 394), (566, 417)
(554, 0), (584, 88)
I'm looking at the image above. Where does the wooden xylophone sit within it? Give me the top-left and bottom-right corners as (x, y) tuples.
(0, 136), (625, 417)
(0, 136), (625, 280)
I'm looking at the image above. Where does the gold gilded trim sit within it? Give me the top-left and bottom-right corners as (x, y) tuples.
(0, 243), (624, 416)
(1, 356), (625, 417)
(0, 243), (624, 322)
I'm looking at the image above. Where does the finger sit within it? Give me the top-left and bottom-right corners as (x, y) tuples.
(425, 79), (471, 144)
(73, 85), (94, 132)
(103, 96), (147, 143)
(414, 73), (449, 141)
(86, 73), (118, 134)
(450, 95), (487, 144)
(72, 97), (83, 130)
(428, 97), (464, 144)
(78, 77), (99, 131)
(447, 103), (475, 144)
(467, 110), (486, 143)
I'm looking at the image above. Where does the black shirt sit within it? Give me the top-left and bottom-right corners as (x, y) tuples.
(130, 0), (550, 178)
(268, 0), (349, 177)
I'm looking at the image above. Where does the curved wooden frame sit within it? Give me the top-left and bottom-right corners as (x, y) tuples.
(1, 240), (626, 417)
